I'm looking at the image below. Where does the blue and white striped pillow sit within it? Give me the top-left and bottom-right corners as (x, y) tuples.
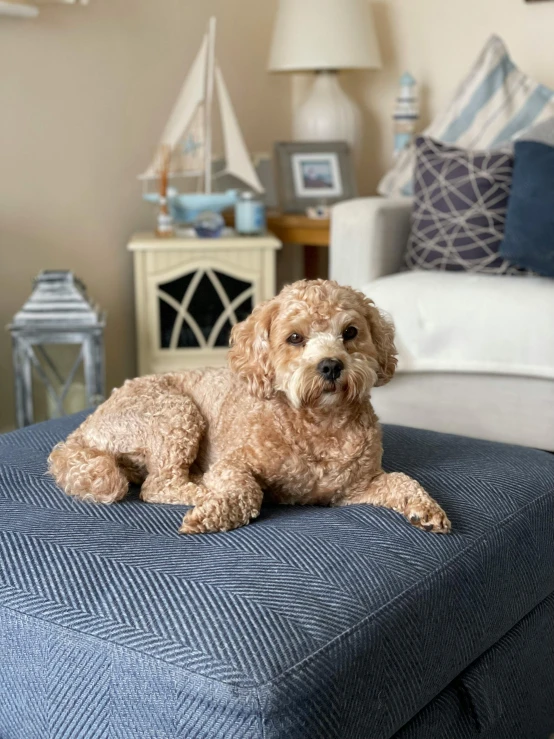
(378, 35), (554, 198)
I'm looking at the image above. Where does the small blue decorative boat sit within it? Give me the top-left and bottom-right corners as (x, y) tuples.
(143, 188), (240, 225)
(140, 17), (263, 226)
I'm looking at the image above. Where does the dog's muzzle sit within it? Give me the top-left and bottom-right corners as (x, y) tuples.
(317, 358), (344, 382)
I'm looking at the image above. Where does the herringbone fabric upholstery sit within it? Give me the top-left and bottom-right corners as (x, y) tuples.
(394, 591), (554, 739)
(1, 413), (554, 738)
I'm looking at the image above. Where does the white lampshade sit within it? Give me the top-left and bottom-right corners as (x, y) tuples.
(268, 0), (382, 72)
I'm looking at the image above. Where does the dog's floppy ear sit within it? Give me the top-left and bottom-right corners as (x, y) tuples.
(228, 298), (278, 399)
(361, 296), (397, 386)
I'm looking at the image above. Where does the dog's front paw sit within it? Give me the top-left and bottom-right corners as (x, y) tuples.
(179, 498), (260, 535)
(405, 498), (451, 534)
(141, 479), (206, 506)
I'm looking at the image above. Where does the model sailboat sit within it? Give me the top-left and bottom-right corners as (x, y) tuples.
(141, 17), (263, 224)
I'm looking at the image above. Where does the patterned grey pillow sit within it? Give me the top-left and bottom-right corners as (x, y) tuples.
(405, 137), (526, 274)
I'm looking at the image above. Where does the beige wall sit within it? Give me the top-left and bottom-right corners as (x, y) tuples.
(0, 0), (290, 429)
(2, 0), (554, 429)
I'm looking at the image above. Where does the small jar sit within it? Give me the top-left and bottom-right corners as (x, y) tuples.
(235, 191), (266, 235)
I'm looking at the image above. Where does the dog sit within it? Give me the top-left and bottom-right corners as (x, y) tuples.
(49, 279), (451, 535)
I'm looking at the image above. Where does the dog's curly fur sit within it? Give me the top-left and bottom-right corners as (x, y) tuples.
(49, 279), (451, 535)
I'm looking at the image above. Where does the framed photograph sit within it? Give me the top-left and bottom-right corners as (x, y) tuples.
(274, 141), (357, 213)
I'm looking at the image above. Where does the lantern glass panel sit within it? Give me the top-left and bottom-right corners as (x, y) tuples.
(29, 344), (87, 423)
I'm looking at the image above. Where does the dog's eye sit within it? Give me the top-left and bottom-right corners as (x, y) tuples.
(287, 333), (304, 346)
(342, 326), (358, 341)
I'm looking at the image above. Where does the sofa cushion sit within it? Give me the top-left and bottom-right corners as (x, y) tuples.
(365, 270), (554, 380)
(378, 35), (554, 198)
(405, 137), (525, 275)
(500, 118), (554, 277)
(1, 414), (554, 739)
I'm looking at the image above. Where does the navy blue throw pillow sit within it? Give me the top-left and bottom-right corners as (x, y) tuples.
(500, 140), (554, 277)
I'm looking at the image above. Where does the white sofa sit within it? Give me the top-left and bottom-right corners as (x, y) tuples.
(330, 197), (554, 451)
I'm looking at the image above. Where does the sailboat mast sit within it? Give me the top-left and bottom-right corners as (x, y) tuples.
(204, 17), (217, 195)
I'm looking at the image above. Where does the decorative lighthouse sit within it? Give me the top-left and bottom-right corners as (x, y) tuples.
(393, 72), (420, 158)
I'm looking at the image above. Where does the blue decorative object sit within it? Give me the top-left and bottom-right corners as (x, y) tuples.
(393, 72), (419, 158)
(192, 210), (225, 238)
(500, 140), (554, 277)
(2, 413), (554, 737)
(144, 188), (240, 226)
(235, 191), (266, 235)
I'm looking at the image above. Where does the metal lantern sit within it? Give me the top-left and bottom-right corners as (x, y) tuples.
(8, 271), (106, 428)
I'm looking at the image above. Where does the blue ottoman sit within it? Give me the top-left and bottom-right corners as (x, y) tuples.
(1, 413), (553, 739)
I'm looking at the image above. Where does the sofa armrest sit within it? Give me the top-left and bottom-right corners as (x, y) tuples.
(330, 197), (412, 289)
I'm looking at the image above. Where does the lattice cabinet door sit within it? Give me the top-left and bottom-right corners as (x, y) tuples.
(128, 233), (282, 375)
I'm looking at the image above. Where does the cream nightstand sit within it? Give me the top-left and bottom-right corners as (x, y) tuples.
(128, 231), (282, 375)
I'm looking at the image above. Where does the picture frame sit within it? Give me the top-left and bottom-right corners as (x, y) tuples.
(274, 141), (357, 214)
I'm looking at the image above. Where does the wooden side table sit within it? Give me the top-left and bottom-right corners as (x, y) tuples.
(226, 212), (330, 279)
(266, 213), (330, 280)
(128, 231), (282, 375)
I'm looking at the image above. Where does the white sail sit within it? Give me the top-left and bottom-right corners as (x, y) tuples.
(141, 35), (208, 180)
(141, 16), (264, 199)
(179, 104), (205, 176)
(215, 66), (264, 193)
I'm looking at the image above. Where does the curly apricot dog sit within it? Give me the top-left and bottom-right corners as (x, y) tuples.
(49, 279), (450, 535)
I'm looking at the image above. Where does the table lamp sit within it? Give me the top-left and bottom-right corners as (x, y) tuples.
(268, 0), (382, 152)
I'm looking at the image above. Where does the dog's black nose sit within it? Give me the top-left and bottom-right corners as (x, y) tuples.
(317, 358), (344, 381)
